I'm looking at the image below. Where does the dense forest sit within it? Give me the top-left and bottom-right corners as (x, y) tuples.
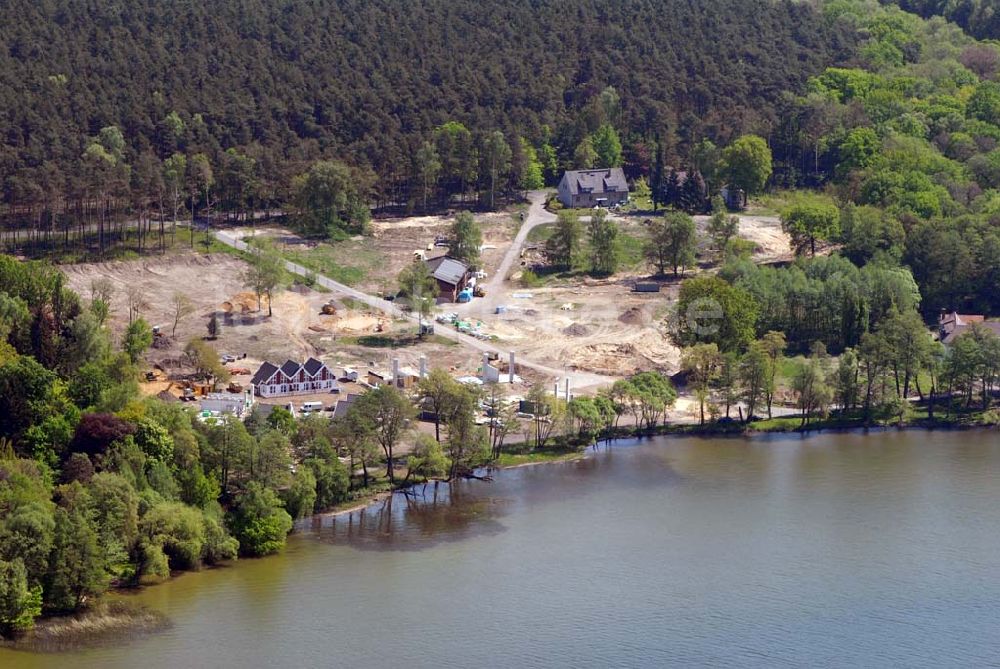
(882, 0), (1000, 38)
(0, 0), (855, 223)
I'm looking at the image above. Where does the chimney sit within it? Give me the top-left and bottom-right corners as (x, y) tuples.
(508, 351), (515, 383)
(419, 355), (427, 378)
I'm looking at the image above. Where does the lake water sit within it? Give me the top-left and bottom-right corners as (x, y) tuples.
(4, 429), (1000, 668)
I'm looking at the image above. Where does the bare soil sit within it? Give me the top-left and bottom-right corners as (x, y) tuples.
(61, 253), (493, 397)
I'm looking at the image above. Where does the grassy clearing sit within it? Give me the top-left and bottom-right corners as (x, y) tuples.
(281, 239), (383, 287)
(753, 189), (837, 217)
(524, 223), (648, 286)
(8, 228), (230, 265)
(527, 223), (554, 243)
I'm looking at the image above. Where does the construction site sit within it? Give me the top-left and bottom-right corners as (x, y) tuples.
(60, 196), (793, 422)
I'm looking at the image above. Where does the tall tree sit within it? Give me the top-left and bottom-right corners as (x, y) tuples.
(414, 141), (441, 211)
(449, 211), (482, 265)
(721, 135), (773, 198)
(290, 160), (371, 236)
(681, 343), (722, 425)
(352, 385), (414, 483)
(781, 201), (840, 256)
(588, 209), (620, 274)
(242, 241), (285, 316)
(163, 153), (187, 245)
(646, 211), (697, 277)
(546, 210), (584, 269)
(592, 124), (623, 167)
(480, 131), (511, 210)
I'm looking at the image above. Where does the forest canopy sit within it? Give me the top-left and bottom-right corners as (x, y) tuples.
(0, 0), (855, 210)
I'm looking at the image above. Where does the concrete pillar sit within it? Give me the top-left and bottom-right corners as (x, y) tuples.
(391, 358), (399, 387)
(419, 356), (427, 379)
(565, 377), (571, 402)
(508, 351), (515, 383)
(482, 352), (490, 378)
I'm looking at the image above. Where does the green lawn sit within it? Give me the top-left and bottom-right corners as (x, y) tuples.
(523, 223), (648, 285)
(281, 239), (384, 287)
(527, 223), (554, 243)
(10, 228), (229, 265)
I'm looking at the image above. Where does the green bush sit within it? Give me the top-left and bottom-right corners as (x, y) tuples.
(227, 483), (293, 557)
(520, 269), (543, 288)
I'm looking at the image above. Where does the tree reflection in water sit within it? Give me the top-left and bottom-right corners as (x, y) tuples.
(311, 481), (510, 551)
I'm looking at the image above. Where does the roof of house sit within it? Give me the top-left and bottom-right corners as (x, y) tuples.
(333, 393), (362, 420)
(251, 361), (279, 385)
(426, 256), (470, 286)
(942, 320), (1000, 345)
(939, 312), (985, 336)
(561, 168), (628, 196)
(303, 357), (325, 376)
(280, 359), (301, 378)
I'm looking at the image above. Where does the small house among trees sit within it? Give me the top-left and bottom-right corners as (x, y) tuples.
(251, 358), (337, 397)
(939, 311), (1000, 344)
(660, 168), (708, 213)
(425, 256), (471, 302)
(557, 168), (629, 208)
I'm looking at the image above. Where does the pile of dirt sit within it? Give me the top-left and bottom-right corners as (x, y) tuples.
(618, 306), (649, 325)
(562, 323), (591, 337)
(224, 291), (266, 313)
(151, 336), (174, 350)
(335, 313), (381, 332)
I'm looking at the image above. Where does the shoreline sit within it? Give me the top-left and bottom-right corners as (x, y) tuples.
(7, 421), (993, 654)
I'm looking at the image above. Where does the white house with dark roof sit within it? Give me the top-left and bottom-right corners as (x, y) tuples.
(251, 357), (338, 397)
(557, 168), (629, 208)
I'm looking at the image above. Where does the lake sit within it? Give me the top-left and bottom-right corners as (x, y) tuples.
(4, 429), (1000, 668)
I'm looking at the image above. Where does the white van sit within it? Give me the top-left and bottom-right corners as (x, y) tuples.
(300, 401), (323, 414)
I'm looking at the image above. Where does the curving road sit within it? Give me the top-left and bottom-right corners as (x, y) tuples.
(473, 189), (555, 316)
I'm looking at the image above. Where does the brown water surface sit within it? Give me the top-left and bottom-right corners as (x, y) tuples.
(3, 430), (1000, 667)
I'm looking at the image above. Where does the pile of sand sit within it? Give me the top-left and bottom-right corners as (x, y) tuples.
(619, 306), (649, 325)
(335, 314), (381, 332)
(222, 291), (268, 313)
(562, 323), (591, 337)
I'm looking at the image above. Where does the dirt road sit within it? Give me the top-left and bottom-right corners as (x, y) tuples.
(473, 190), (554, 316)
(214, 228), (610, 389)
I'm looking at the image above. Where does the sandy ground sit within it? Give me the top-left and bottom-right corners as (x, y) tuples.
(59, 204), (793, 409)
(232, 211), (517, 296)
(60, 253), (493, 399)
(481, 279), (681, 377)
(693, 212), (793, 264)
